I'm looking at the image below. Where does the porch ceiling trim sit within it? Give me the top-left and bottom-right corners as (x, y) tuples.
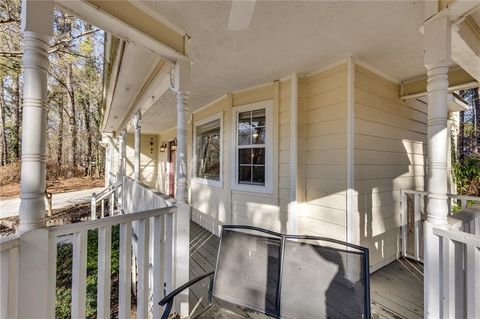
(120, 60), (174, 132)
(400, 67), (478, 99)
(55, 0), (189, 62)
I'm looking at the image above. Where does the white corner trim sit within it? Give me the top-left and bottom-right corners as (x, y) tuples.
(230, 100), (274, 194)
(289, 73), (299, 234)
(192, 112), (224, 188)
(355, 59), (401, 84)
(346, 57), (357, 245)
(290, 73), (298, 202)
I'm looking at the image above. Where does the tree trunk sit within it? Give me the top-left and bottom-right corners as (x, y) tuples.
(57, 95), (64, 166)
(11, 74), (21, 161)
(474, 88), (480, 153)
(66, 64), (77, 169)
(0, 78), (8, 165)
(82, 100), (92, 176)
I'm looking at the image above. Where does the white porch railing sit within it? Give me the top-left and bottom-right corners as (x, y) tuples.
(0, 235), (19, 319)
(433, 227), (480, 318)
(91, 180), (122, 220)
(123, 177), (174, 214)
(48, 206), (175, 319)
(400, 190), (480, 261)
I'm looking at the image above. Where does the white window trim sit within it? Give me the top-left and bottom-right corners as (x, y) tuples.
(192, 112), (223, 188)
(231, 100), (273, 194)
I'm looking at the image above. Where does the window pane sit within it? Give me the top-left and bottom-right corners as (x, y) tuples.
(252, 166), (265, 184)
(252, 127), (265, 145)
(196, 120), (221, 181)
(251, 109), (265, 127)
(239, 149), (251, 165)
(252, 148), (265, 165)
(239, 166), (251, 184)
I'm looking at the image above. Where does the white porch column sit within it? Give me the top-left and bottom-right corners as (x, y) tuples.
(17, 0), (54, 233)
(423, 15), (451, 319)
(118, 129), (126, 211)
(172, 60), (191, 316)
(17, 1), (55, 318)
(133, 112), (141, 183)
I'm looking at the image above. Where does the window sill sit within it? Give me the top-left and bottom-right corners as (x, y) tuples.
(192, 177), (223, 188)
(231, 183), (273, 194)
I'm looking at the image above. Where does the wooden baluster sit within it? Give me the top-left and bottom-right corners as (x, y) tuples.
(72, 231), (88, 319)
(441, 236), (455, 318)
(152, 215), (165, 318)
(119, 222), (132, 319)
(91, 193), (97, 220)
(97, 226), (112, 319)
(466, 244), (479, 318)
(137, 219), (150, 319)
(401, 191), (408, 257)
(47, 235), (57, 318)
(101, 199), (105, 218)
(414, 193), (421, 260)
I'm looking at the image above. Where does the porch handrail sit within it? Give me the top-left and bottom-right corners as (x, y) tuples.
(432, 226), (480, 318)
(0, 235), (20, 319)
(400, 190), (480, 262)
(47, 205), (176, 319)
(91, 180), (122, 220)
(52, 206), (174, 237)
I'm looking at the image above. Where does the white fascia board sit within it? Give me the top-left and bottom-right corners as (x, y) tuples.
(55, 0), (189, 62)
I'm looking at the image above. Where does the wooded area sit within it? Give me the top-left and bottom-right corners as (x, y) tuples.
(0, 0), (105, 187)
(455, 89), (480, 196)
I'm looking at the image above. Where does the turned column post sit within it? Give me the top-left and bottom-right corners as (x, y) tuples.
(423, 15), (451, 319)
(133, 112), (141, 183)
(18, 1), (53, 233)
(171, 60), (191, 316)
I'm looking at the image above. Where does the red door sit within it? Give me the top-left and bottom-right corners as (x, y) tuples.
(168, 141), (176, 198)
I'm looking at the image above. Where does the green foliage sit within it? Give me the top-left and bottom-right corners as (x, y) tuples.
(56, 225), (120, 318)
(453, 155), (480, 196)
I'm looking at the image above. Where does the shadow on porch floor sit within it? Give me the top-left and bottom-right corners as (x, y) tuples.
(188, 221), (423, 319)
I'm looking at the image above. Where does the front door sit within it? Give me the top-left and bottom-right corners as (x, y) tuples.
(168, 141), (176, 198)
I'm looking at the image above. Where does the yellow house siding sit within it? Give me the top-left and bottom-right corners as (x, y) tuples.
(298, 63), (348, 241)
(156, 129), (176, 195)
(353, 65), (427, 270)
(125, 133), (159, 188)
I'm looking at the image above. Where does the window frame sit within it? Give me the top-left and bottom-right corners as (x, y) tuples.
(192, 112), (223, 188)
(231, 100), (273, 194)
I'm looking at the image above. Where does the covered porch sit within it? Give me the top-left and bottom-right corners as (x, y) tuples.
(1, 0), (480, 318)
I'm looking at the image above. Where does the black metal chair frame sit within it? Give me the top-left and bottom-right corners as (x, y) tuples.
(159, 225), (371, 319)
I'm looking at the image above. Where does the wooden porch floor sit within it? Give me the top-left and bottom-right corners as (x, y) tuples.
(188, 221), (424, 319)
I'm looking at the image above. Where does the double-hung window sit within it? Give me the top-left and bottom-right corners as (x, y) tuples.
(193, 113), (222, 187)
(232, 101), (273, 193)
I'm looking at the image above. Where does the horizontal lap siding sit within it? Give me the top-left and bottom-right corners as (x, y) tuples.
(354, 65), (427, 270)
(125, 133), (159, 189)
(156, 129), (176, 195)
(298, 64), (348, 241)
(191, 97), (230, 235)
(189, 80), (291, 235)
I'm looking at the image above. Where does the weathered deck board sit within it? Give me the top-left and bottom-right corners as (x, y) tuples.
(189, 221), (424, 318)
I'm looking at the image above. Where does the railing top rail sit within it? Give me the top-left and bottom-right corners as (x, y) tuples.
(447, 194), (480, 201)
(50, 206), (175, 237)
(433, 227), (480, 247)
(401, 190), (428, 195)
(0, 235), (20, 252)
(94, 181), (122, 200)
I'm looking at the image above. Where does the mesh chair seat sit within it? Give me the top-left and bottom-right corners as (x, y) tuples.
(160, 225), (370, 319)
(192, 304), (273, 319)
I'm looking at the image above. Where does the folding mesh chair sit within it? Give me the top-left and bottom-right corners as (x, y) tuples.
(159, 225), (370, 319)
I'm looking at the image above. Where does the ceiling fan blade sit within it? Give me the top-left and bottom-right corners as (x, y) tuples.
(227, 0), (256, 31)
